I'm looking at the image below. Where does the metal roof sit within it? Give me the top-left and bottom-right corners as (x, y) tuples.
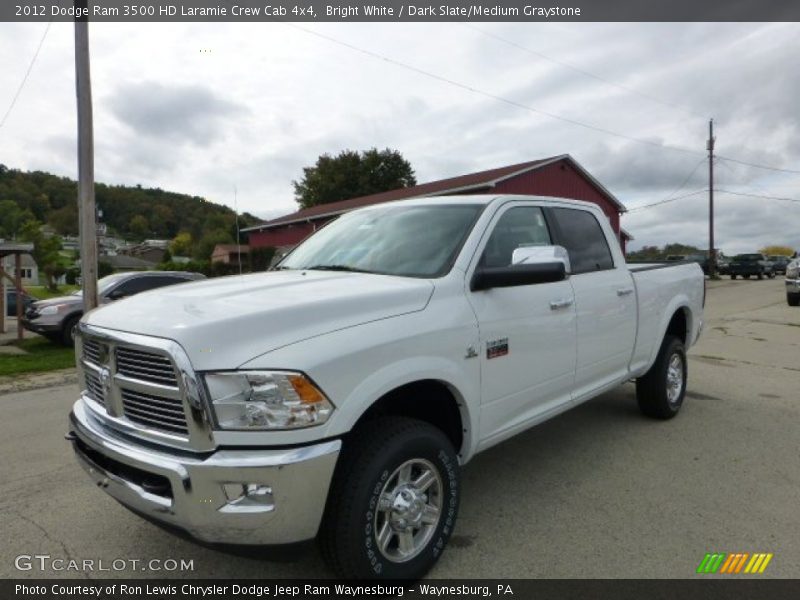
(243, 154), (626, 233)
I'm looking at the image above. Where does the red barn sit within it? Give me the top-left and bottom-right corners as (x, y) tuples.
(244, 154), (630, 253)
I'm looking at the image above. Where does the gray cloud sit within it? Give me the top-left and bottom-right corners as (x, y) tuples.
(1, 22), (799, 254)
(109, 81), (247, 144)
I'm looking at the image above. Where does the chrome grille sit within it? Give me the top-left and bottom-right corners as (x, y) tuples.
(116, 347), (178, 387)
(121, 389), (188, 435)
(84, 368), (106, 406)
(83, 338), (105, 365)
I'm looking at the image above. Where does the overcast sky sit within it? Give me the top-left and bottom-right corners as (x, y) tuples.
(1, 22), (798, 254)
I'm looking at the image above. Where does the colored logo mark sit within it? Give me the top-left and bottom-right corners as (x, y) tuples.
(697, 552), (773, 574)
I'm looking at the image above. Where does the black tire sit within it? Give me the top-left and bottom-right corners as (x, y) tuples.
(757, 272), (764, 280)
(319, 417), (460, 580)
(61, 314), (80, 346)
(636, 335), (687, 420)
(788, 293), (800, 307)
(730, 274), (736, 280)
(743, 274), (751, 279)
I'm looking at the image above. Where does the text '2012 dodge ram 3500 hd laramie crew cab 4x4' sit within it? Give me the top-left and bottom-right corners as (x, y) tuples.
(67, 196), (704, 579)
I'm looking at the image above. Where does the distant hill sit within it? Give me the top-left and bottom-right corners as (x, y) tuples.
(0, 164), (260, 242)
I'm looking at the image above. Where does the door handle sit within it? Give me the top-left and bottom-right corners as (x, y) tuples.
(550, 298), (574, 310)
(616, 288), (634, 297)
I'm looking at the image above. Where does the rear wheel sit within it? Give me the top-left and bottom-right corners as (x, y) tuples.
(636, 335), (687, 420)
(757, 272), (764, 280)
(319, 417), (460, 579)
(730, 274), (736, 279)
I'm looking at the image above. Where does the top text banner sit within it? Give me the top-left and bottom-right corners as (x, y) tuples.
(5, 0), (800, 22)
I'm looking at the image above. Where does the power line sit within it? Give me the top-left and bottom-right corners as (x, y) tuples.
(464, 24), (705, 119)
(286, 23), (703, 158)
(0, 21), (52, 130)
(289, 25), (800, 178)
(716, 155), (800, 175)
(627, 188), (708, 212)
(715, 189), (800, 204)
(659, 156), (707, 203)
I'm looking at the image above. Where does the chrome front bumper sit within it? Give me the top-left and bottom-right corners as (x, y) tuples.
(68, 400), (341, 545)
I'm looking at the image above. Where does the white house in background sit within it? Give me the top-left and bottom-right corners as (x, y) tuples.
(2, 253), (38, 286)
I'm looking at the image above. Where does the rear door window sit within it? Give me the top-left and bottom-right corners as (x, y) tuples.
(548, 208), (614, 274)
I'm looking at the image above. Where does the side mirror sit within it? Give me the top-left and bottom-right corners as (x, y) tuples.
(471, 261), (566, 292)
(512, 244), (571, 274)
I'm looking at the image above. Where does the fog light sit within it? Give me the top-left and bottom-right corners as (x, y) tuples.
(219, 483), (275, 513)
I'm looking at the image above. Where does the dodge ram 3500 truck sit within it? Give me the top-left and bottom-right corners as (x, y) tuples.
(68, 195), (704, 579)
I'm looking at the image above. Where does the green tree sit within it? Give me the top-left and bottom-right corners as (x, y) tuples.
(193, 229), (234, 261)
(170, 232), (193, 256)
(759, 245), (795, 256)
(130, 214), (150, 240)
(20, 220), (63, 290)
(48, 204), (79, 236)
(293, 148), (416, 209)
(98, 260), (114, 278)
(0, 200), (35, 238)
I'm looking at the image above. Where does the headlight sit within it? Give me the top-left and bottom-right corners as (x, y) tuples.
(39, 304), (67, 316)
(204, 371), (334, 430)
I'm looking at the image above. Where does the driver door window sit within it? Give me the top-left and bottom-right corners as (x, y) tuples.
(480, 207), (552, 267)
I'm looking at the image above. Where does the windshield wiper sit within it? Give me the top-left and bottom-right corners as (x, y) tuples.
(304, 264), (375, 274)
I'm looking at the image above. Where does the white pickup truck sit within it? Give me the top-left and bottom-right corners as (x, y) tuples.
(68, 195), (704, 579)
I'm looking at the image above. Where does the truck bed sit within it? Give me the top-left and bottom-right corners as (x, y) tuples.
(627, 261), (705, 377)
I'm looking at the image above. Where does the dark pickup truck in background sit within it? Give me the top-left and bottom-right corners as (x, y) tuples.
(728, 254), (774, 280)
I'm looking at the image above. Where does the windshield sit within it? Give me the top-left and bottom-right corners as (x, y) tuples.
(71, 273), (131, 296)
(734, 254), (762, 261)
(278, 204), (484, 278)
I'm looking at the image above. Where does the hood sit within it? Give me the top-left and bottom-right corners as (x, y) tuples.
(83, 270), (435, 370)
(33, 295), (82, 309)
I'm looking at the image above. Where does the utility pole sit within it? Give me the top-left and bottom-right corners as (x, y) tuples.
(707, 119), (716, 278)
(75, 0), (98, 310)
(234, 186), (243, 275)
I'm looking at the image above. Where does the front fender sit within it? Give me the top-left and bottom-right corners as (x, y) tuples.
(324, 355), (479, 461)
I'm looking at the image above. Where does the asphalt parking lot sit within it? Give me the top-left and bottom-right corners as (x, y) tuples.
(1, 278), (798, 579)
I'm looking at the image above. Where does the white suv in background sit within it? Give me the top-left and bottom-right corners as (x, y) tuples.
(786, 259), (800, 306)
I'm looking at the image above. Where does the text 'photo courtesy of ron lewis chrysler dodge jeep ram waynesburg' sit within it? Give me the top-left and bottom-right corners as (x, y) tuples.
(66, 195), (704, 579)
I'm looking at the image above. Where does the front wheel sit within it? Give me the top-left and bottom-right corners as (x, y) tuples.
(730, 274), (737, 280)
(61, 315), (80, 346)
(788, 293), (800, 307)
(319, 417), (459, 579)
(636, 335), (687, 420)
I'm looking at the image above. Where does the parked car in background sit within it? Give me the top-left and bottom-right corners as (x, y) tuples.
(23, 271), (205, 345)
(728, 254), (774, 280)
(786, 259), (800, 306)
(666, 254), (709, 275)
(4, 288), (34, 317)
(769, 255), (791, 275)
